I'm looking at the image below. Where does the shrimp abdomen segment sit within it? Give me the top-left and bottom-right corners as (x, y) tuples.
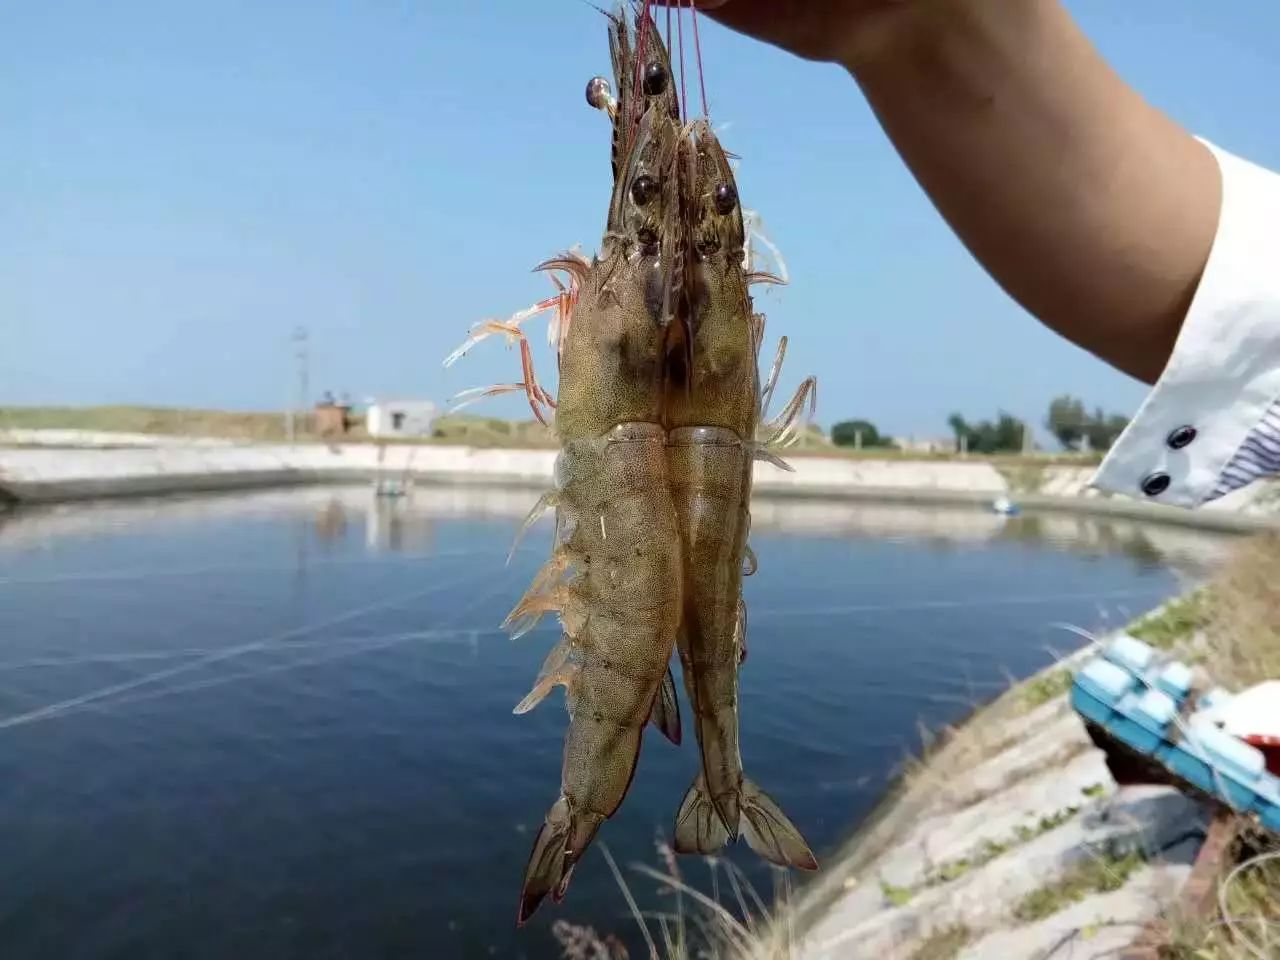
(517, 423), (682, 924)
(666, 426), (817, 871)
(668, 427), (750, 825)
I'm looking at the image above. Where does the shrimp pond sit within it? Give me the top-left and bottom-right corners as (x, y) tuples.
(0, 485), (1239, 959)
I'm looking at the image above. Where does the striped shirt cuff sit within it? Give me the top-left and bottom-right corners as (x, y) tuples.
(1091, 138), (1280, 506)
(1209, 400), (1280, 499)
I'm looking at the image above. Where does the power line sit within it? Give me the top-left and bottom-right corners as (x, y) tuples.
(286, 325), (309, 443)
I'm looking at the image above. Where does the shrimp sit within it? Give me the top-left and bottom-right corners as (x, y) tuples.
(447, 2), (818, 919)
(663, 122), (818, 871)
(447, 8), (692, 924)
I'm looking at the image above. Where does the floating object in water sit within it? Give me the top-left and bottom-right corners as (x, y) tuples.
(1070, 634), (1280, 835)
(991, 496), (1020, 516)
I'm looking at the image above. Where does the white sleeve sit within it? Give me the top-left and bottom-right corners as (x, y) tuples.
(1091, 139), (1280, 506)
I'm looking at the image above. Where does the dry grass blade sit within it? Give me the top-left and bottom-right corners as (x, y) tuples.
(722, 862), (757, 936)
(1217, 848), (1280, 960)
(655, 831), (687, 950)
(778, 869), (794, 958)
(1198, 532), (1280, 688)
(600, 844), (660, 960)
(628, 862), (758, 955)
(722, 857), (772, 920)
(638, 912), (677, 957)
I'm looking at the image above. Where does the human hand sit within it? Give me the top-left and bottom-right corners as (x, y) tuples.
(653, 0), (911, 67)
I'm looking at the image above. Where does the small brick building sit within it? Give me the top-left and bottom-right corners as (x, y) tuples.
(313, 400), (352, 438)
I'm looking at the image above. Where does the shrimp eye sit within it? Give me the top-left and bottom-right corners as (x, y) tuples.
(713, 182), (738, 215)
(642, 62), (667, 96)
(630, 175), (659, 206)
(637, 227), (659, 256)
(585, 76), (613, 111)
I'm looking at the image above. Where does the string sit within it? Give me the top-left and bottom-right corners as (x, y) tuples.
(676, 0), (688, 122)
(665, 1), (673, 94)
(670, 0), (680, 120)
(689, 0), (709, 117)
(0, 570), (484, 732)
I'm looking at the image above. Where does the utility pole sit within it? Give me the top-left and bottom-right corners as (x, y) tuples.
(288, 326), (309, 443)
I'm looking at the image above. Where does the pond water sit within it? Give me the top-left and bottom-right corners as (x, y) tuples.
(0, 486), (1236, 959)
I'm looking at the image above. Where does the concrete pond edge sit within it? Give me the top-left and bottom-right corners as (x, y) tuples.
(2, 441), (1277, 534)
(784, 598), (1242, 960)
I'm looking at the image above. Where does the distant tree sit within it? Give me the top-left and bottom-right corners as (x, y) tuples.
(832, 419), (890, 448)
(991, 412), (1025, 452)
(1084, 409), (1130, 451)
(1047, 395), (1088, 449)
(1046, 395), (1130, 451)
(946, 410), (1025, 453)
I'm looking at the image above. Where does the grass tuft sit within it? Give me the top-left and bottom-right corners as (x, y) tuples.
(572, 834), (809, 960)
(1012, 850), (1146, 923)
(916, 804), (1081, 892)
(1019, 668), (1072, 709)
(907, 924), (972, 960)
(1161, 829), (1280, 960)
(1192, 533), (1280, 688)
(879, 879), (914, 907)
(1129, 590), (1212, 651)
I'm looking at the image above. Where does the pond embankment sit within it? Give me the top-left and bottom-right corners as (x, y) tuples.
(786, 567), (1279, 960)
(787, 639), (1214, 960)
(3, 434), (1278, 532)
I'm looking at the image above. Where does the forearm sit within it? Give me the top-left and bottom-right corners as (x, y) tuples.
(843, 0), (1221, 384)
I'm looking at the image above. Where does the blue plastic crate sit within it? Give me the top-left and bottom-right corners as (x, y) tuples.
(1070, 646), (1280, 837)
(1071, 684), (1118, 728)
(1168, 728), (1266, 812)
(1103, 634), (1156, 675)
(1163, 744), (1216, 794)
(1132, 688), (1177, 735)
(1108, 710), (1167, 755)
(1075, 657), (1136, 705)
(1250, 777), (1280, 831)
(1213, 774), (1262, 813)
(1155, 661), (1194, 702)
(1192, 725), (1266, 784)
(1260, 799), (1280, 833)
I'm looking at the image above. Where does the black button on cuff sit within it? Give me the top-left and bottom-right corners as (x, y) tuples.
(1141, 472), (1171, 497)
(1166, 425), (1197, 450)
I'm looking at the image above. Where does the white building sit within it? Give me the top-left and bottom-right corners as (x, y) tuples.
(366, 399), (437, 439)
(891, 436), (956, 454)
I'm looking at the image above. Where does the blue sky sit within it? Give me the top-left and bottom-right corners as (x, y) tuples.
(4, 2), (1280, 438)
